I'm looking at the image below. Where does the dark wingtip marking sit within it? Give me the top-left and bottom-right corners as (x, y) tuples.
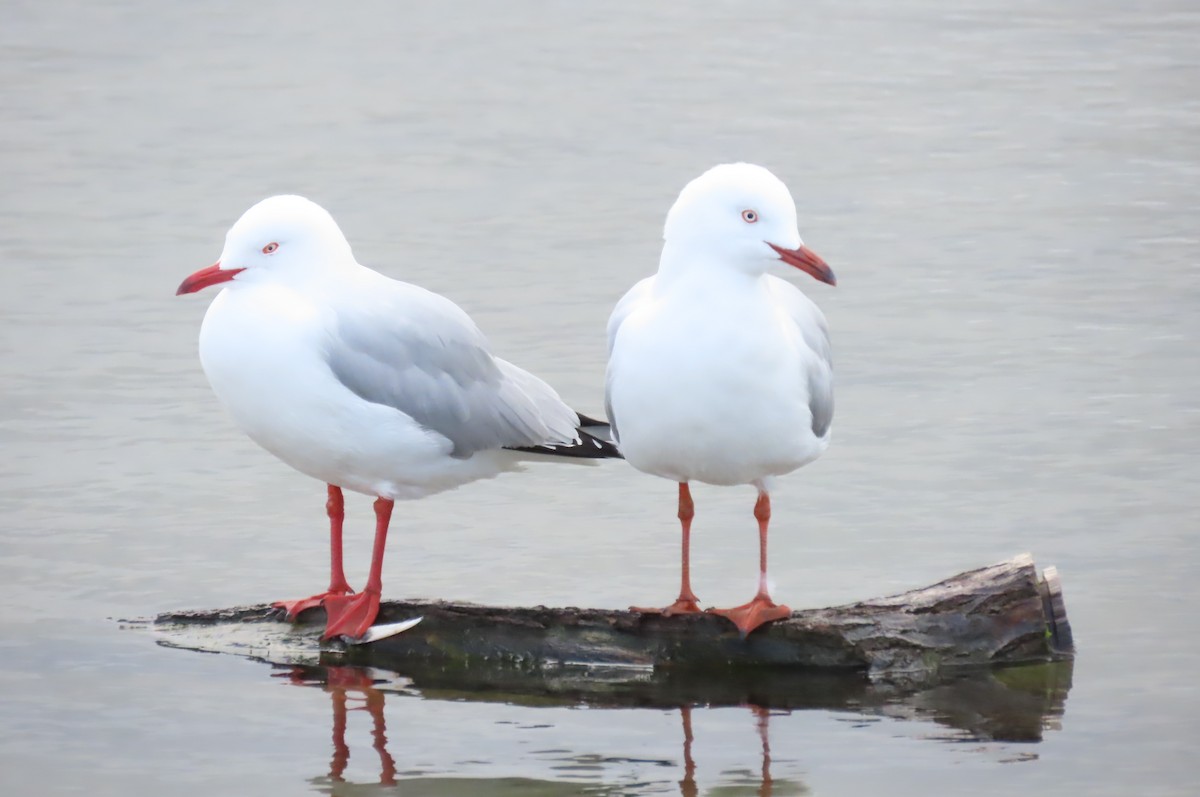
(575, 412), (611, 429)
(505, 428), (623, 460)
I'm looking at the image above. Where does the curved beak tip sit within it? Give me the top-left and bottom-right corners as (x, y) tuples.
(768, 243), (836, 287)
(176, 263), (242, 295)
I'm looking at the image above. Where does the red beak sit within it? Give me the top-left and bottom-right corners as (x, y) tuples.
(768, 243), (836, 286)
(176, 263), (245, 295)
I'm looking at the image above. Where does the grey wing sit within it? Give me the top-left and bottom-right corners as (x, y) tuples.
(603, 276), (654, 444)
(327, 282), (580, 458)
(767, 276), (834, 439)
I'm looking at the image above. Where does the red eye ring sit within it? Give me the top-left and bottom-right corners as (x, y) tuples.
(741, 209), (758, 223)
(262, 242), (279, 254)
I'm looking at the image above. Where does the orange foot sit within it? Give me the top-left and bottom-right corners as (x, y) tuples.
(272, 587), (354, 621)
(322, 589), (381, 641)
(631, 596), (704, 617)
(707, 596), (791, 638)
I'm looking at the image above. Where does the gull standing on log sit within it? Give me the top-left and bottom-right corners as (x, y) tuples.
(605, 163), (836, 637)
(177, 195), (619, 641)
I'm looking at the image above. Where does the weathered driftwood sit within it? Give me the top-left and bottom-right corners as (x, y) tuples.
(154, 553), (1072, 675)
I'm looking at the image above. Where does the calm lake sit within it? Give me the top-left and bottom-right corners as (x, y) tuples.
(1, 1), (1196, 794)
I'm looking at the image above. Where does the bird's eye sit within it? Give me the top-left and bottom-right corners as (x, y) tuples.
(741, 209), (758, 223)
(262, 242), (279, 254)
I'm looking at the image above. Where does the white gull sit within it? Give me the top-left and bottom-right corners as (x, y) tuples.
(605, 163), (836, 636)
(177, 195), (618, 641)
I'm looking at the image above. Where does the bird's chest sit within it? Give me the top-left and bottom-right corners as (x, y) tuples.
(197, 288), (338, 441)
(619, 293), (800, 413)
(610, 292), (810, 482)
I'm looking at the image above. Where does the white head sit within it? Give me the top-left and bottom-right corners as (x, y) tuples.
(663, 163), (835, 285)
(176, 195), (354, 295)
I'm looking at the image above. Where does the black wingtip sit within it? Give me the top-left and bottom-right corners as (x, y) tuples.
(505, 428), (623, 460)
(576, 412), (611, 429)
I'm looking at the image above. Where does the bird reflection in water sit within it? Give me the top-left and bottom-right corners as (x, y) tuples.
(274, 664), (801, 795)
(680, 705), (697, 797)
(275, 666), (397, 786)
(261, 658), (1070, 794)
(678, 704), (803, 797)
(752, 705), (776, 797)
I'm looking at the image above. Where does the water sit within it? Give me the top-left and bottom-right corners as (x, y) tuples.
(1, 0), (1197, 793)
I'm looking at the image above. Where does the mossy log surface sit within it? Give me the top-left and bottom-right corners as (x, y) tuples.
(155, 553), (1072, 675)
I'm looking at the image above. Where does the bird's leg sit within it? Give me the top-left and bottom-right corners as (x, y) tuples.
(632, 482), (702, 616)
(707, 492), (792, 637)
(669, 483), (703, 612)
(272, 485), (356, 620)
(323, 497), (392, 640)
(324, 485), (353, 594)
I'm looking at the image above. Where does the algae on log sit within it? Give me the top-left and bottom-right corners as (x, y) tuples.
(154, 553), (1072, 675)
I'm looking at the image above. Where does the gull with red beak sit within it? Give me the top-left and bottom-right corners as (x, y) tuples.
(177, 195), (619, 642)
(605, 163), (836, 637)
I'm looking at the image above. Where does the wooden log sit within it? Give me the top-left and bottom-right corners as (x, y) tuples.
(153, 553), (1072, 676)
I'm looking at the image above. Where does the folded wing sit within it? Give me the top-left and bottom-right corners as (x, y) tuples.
(327, 282), (581, 458)
(766, 275), (833, 439)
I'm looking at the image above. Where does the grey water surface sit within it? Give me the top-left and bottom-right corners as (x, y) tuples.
(2, 1), (1197, 794)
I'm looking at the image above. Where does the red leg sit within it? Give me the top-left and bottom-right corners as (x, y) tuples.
(707, 492), (791, 637)
(633, 482), (702, 615)
(273, 485), (355, 620)
(322, 497), (392, 640)
(325, 486), (353, 594)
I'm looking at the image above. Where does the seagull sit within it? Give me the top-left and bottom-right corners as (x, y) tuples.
(177, 195), (619, 641)
(605, 163), (836, 637)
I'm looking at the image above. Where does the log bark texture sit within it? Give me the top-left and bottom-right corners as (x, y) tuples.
(154, 553), (1072, 675)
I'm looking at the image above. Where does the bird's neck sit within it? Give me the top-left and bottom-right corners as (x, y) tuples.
(283, 257), (365, 293)
(655, 240), (765, 293)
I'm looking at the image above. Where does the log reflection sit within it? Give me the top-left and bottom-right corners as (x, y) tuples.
(277, 665), (811, 795)
(269, 658), (1068, 794)
(376, 657), (1072, 743)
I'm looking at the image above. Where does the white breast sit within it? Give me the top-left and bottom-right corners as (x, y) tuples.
(608, 277), (827, 486)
